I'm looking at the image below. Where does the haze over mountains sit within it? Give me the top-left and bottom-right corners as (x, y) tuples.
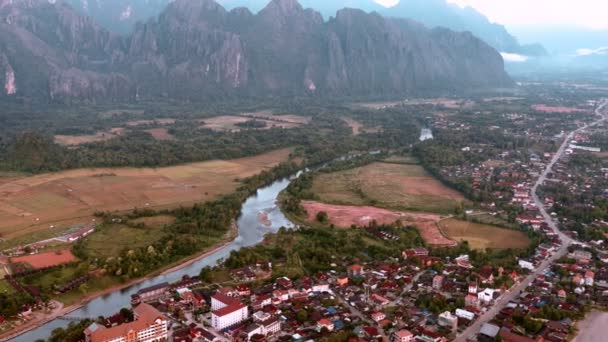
(0, 0), (512, 103)
(62, 0), (546, 57)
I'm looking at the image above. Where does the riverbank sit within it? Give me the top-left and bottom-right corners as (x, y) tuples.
(0, 226), (240, 342)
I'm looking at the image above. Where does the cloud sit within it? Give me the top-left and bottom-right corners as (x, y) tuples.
(576, 47), (608, 56)
(374, 0), (400, 7)
(500, 52), (528, 63)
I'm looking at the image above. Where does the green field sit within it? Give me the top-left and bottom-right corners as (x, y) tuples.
(311, 161), (467, 213)
(82, 224), (166, 259)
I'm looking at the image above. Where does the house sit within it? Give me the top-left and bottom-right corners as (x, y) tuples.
(371, 294), (390, 306)
(478, 288), (497, 304)
(573, 250), (592, 261)
(347, 264), (365, 277)
(393, 329), (414, 342)
(499, 328), (540, 342)
(479, 323), (501, 339)
(468, 282), (478, 294)
(465, 294), (479, 308)
(557, 289), (567, 299)
(518, 260), (535, 271)
(585, 271), (595, 286)
(371, 312), (386, 322)
(84, 303), (168, 342)
(432, 275), (444, 290)
(572, 274), (584, 286)
(317, 318), (334, 332)
(131, 283), (169, 305)
(402, 248), (429, 259)
(438, 311), (458, 332)
(455, 309), (475, 321)
(336, 277), (349, 286)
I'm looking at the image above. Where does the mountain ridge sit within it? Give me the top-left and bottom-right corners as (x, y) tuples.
(0, 0), (513, 103)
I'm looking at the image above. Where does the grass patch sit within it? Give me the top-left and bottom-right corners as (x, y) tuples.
(82, 224), (165, 259)
(130, 215), (176, 228)
(439, 218), (530, 250)
(311, 162), (466, 214)
(0, 279), (13, 294)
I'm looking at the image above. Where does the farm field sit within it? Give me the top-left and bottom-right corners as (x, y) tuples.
(0, 148), (292, 243)
(301, 201), (455, 246)
(144, 128), (175, 141)
(83, 224), (167, 259)
(311, 161), (466, 213)
(54, 127), (126, 146)
(200, 113), (310, 132)
(438, 218), (530, 250)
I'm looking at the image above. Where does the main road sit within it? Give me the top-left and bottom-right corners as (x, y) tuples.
(455, 99), (608, 342)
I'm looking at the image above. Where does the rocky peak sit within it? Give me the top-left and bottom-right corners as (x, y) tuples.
(261, 0), (303, 16)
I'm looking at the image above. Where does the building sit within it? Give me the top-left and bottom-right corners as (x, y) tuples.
(403, 248), (429, 259)
(438, 311), (458, 332)
(210, 292), (249, 330)
(585, 271), (595, 286)
(131, 283), (169, 305)
(468, 282), (478, 294)
(478, 288), (497, 305)
(347, 264), (365, 277)
(393, 329), (414, 342)
(573, 250), (592, 261)
(518, 260), (535, 271)
(371, 312), (386, 322)
(432, 275), (444, 290)
(84, 303), (168, 342)
(317, 318), (334, 332)
(455, 309), (475, 321)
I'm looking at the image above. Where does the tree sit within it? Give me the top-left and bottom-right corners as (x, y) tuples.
(316, 211), (329, 223)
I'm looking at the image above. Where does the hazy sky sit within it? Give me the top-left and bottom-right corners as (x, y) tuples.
(375, 0), (608, 30)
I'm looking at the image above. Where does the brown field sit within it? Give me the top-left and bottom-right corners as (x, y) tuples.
(144, 128), (175, 141)
(439, 218), (530, 250)
(0, 148), (292, 242)
(54, 128), (126, 146)
(200, 114), (309, 132)
(10, 249), (77, 269)
(355, 98), (474, 110)
(532, 104), (587, 113)
(342, 117), (363, 135)
(302, 201), (455, 246)
(242, 111), (311, 125)
(311, 162), (466, 213)
(126, 118), (176, 126)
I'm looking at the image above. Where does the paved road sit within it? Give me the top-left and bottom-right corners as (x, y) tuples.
(454, 99), (608, 342)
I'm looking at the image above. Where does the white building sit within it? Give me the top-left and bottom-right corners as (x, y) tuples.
(211, 302), (248, 330)
(211, 292), (249, 330)
(455, 308), (475, 321)
(438, 311), (458, 332)
(518, 259), (535, 271)
(478, 288), (496, 304)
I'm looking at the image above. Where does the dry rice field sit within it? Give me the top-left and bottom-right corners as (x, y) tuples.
(200, 113), (310, 132)
(54, 128), (126, 146)
(311, 162), (466, 213)
(10, 249), (77, 269)
(144, 128), (175, 141)
(0, 148), (292, 242)
(301, 201), (455, 246)
(439, 218), (530, 250)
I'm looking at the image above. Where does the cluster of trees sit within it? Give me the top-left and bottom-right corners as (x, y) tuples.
(216, 222), (424, 281)
(0, 292), (35, 318)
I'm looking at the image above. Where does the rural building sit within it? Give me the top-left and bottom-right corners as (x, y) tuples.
(402, 247), (429, 259)
(84, 303), (168, 342)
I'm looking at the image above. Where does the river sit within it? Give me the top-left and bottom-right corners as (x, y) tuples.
(11, 176), (296, 341)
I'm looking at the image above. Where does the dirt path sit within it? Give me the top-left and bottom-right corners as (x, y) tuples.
(573, 310), (608, 342)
